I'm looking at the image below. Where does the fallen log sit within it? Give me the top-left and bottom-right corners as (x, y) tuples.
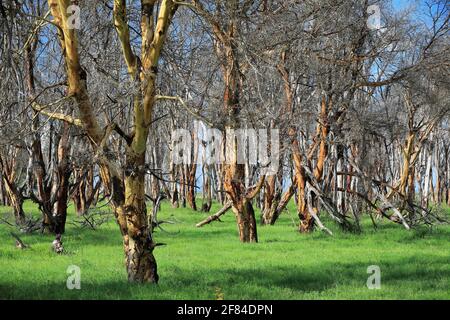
(196, 201), (232, 228)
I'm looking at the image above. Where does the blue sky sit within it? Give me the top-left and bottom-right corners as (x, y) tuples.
(392, 0), (441, 25)
(393, 0), (412, 10)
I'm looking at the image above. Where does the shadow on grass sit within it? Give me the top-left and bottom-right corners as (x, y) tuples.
(2, 255), (448, 300)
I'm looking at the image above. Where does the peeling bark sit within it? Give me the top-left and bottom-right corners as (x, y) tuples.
(45, 0), (178, 282)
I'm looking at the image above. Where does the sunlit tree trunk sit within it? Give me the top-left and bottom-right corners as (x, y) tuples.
(43, 0), (178, 282)
(261, 51), (294, 226)
(221, 39), (260, 242)
(261, 175), (278, 224)
(296, 96), (331, 233)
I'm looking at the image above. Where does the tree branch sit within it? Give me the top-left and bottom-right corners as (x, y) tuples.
(246, 175), (266, 200)
(196, 201), (232, 227)
(155, 95), (214, 127)
(31, 101), (82, 127)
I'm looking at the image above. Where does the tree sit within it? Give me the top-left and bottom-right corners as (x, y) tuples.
(34, 0), (179, 282)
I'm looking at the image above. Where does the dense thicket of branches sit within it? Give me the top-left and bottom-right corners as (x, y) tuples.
(0, 0), (448, 283)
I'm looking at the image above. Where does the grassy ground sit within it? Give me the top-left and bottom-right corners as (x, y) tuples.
(0, 200), (449, 300)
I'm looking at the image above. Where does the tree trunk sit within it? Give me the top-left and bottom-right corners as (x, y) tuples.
(261, 175), (281, 225)
(298, 96), (330, 233)
(72, 167), (100, 216)
(45, 0), (179, 282)
(233, 199), (258, 242)
(168, 149), (179, 208)
(186, 163), (197, 211)
(123, 151), (159, 283)
(186, 130), (198, 211)
(223, 160), (259, 242)
(201, 164), (212, 212)
(51, 122), (71, 238)
(0, 178), (7, 206)
(0, 149), (26, 225)
(3, 177), (25, 225)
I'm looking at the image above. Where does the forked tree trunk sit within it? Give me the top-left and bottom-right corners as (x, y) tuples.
(394, 132), (417, 200)
(261, 175), (280, 225)
(275, 51), (330, 233)
(223, 160), (262, 242)
(29, 121), (72, 252)
(25, 30), (56, 232)
(72, 167), (100, 216)
(46, 0), (177, 282)
(222, 91), (259, 240)
(72, 171), (86, 216)
(224, 165), (260, 242)
(202, 2), (263, 242)
(298, 96), (330, 233)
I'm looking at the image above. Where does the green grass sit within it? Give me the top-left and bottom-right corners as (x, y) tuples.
(0, 200), (449, 300)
